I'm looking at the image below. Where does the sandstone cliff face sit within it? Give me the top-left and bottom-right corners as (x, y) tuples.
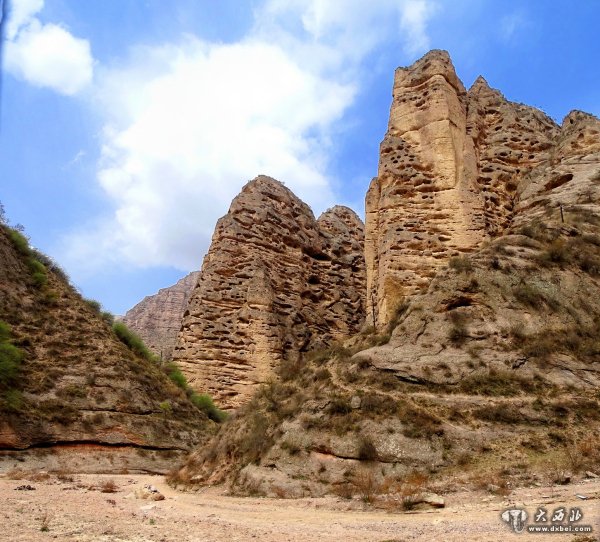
(359, 55), (600, 388)
(0, 225), (213, 473)
(366, 50), (561, 326)
(173, 176), (366, 409)
(173, 51), (600, 500)
(122, 271), (200, 360)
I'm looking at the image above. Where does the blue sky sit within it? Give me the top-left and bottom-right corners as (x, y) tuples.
(1, 0), (599, 315)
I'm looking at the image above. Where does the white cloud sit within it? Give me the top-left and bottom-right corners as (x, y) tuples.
(65, 37), (354, 271)
(499, 10), (527, 42)
(400, 0), (436, 55)
(5, 0), (43, 39)
(4, 0), (93, 95)
(62, 0), (437, 274)
(255, 0), (437, 70)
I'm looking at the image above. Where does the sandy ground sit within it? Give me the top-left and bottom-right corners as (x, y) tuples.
(2, 473), (599, 542)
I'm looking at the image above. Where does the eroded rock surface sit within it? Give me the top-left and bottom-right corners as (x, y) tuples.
(365, 50), (564, 326)
(173, 176), (366, 409)
(360, 52), (600, 388)
(122, 271), (200, 360)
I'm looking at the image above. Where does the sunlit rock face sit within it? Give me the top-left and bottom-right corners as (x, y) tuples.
(173, 176), (366, 408)
(365, 50), (561, 327)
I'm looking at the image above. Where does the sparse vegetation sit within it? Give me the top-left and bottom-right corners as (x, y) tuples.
(447, 311), (469, 344)
(357, 434), (379, 461)
(513, 282), (553, 310)
(100, 479), (118, 493)
(84, 298), (102, 313)
(112, 321), (156, 361)
(189, 392), (228, 423)
(0, 321), (25, 409)
(449, 255), (473, 273)
(351, 467), (379, 503)
(455, 369), (549, 397)
(4, 227), (50, 289)
(473, 403), (525, 424)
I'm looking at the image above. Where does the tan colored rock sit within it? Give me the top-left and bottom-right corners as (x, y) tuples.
(365, 50), (564, 327)
(172, 50), (600, 500)
(135, 485), (165, 501)
(358, 89), (600, 389)
(173, 176), (366, 409)
(122, 271), (200, 360)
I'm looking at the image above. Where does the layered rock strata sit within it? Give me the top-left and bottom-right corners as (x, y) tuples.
(0, 225), (212, 473)
(173, 176), (366, 409)
(366, 50), (561, 326)
(122, 271), (200, 360)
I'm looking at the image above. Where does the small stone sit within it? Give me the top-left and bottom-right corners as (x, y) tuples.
(135, 486), (165, 501)
(421, 493), (445, 508)
(585, 471), (598, 479)
(554, 473), (571, 485)
(350, 396), (362, 409)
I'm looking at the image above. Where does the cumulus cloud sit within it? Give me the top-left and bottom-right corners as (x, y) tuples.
(4, 0), (93, 95)
(65, 38), (354, 271)
(63, 0), (437, 273)
(255, 0), (436, 70)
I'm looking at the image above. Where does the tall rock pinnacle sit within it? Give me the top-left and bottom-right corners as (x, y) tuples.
(365, 49), (561, 327)
(173, 176), (366, 408)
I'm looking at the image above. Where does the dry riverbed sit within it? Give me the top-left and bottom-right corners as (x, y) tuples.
(2, 473), (599, 541)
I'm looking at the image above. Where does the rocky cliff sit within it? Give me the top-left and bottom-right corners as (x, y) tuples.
(173, 176), (366, 409)
(366, 50), (560, 326)
(0, 224), (213, 473)
(173, 51), (600, 500)
(122, 271), (200, 360)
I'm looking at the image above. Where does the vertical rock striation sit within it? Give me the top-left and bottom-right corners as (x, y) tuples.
(173, 176), (366, 408)
(365, 50), (563, 327)
(122, 271), (200, 360)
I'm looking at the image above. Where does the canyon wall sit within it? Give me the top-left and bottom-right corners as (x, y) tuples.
(365, 50), (560, 326)
(173, 176), (366, 408)
(122, 271), (200, 360)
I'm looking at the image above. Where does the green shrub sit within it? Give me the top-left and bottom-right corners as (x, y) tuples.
(190, 393), (228, 422)
(159, 400), (172, 416)
(84, 299), (102, 313)
(7, 229), (30, 255)
(31, 271), (47, 288)
(101, 312), (115, 325)
(0, 321), (10, 342)
(165, 362), (187, 389)
(0, 342), (23, 386)
(112, 321), (155, 361)
(3, 389), (23, 410)
(28, 258), (46, 275)
(0, 321), (24, 389)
